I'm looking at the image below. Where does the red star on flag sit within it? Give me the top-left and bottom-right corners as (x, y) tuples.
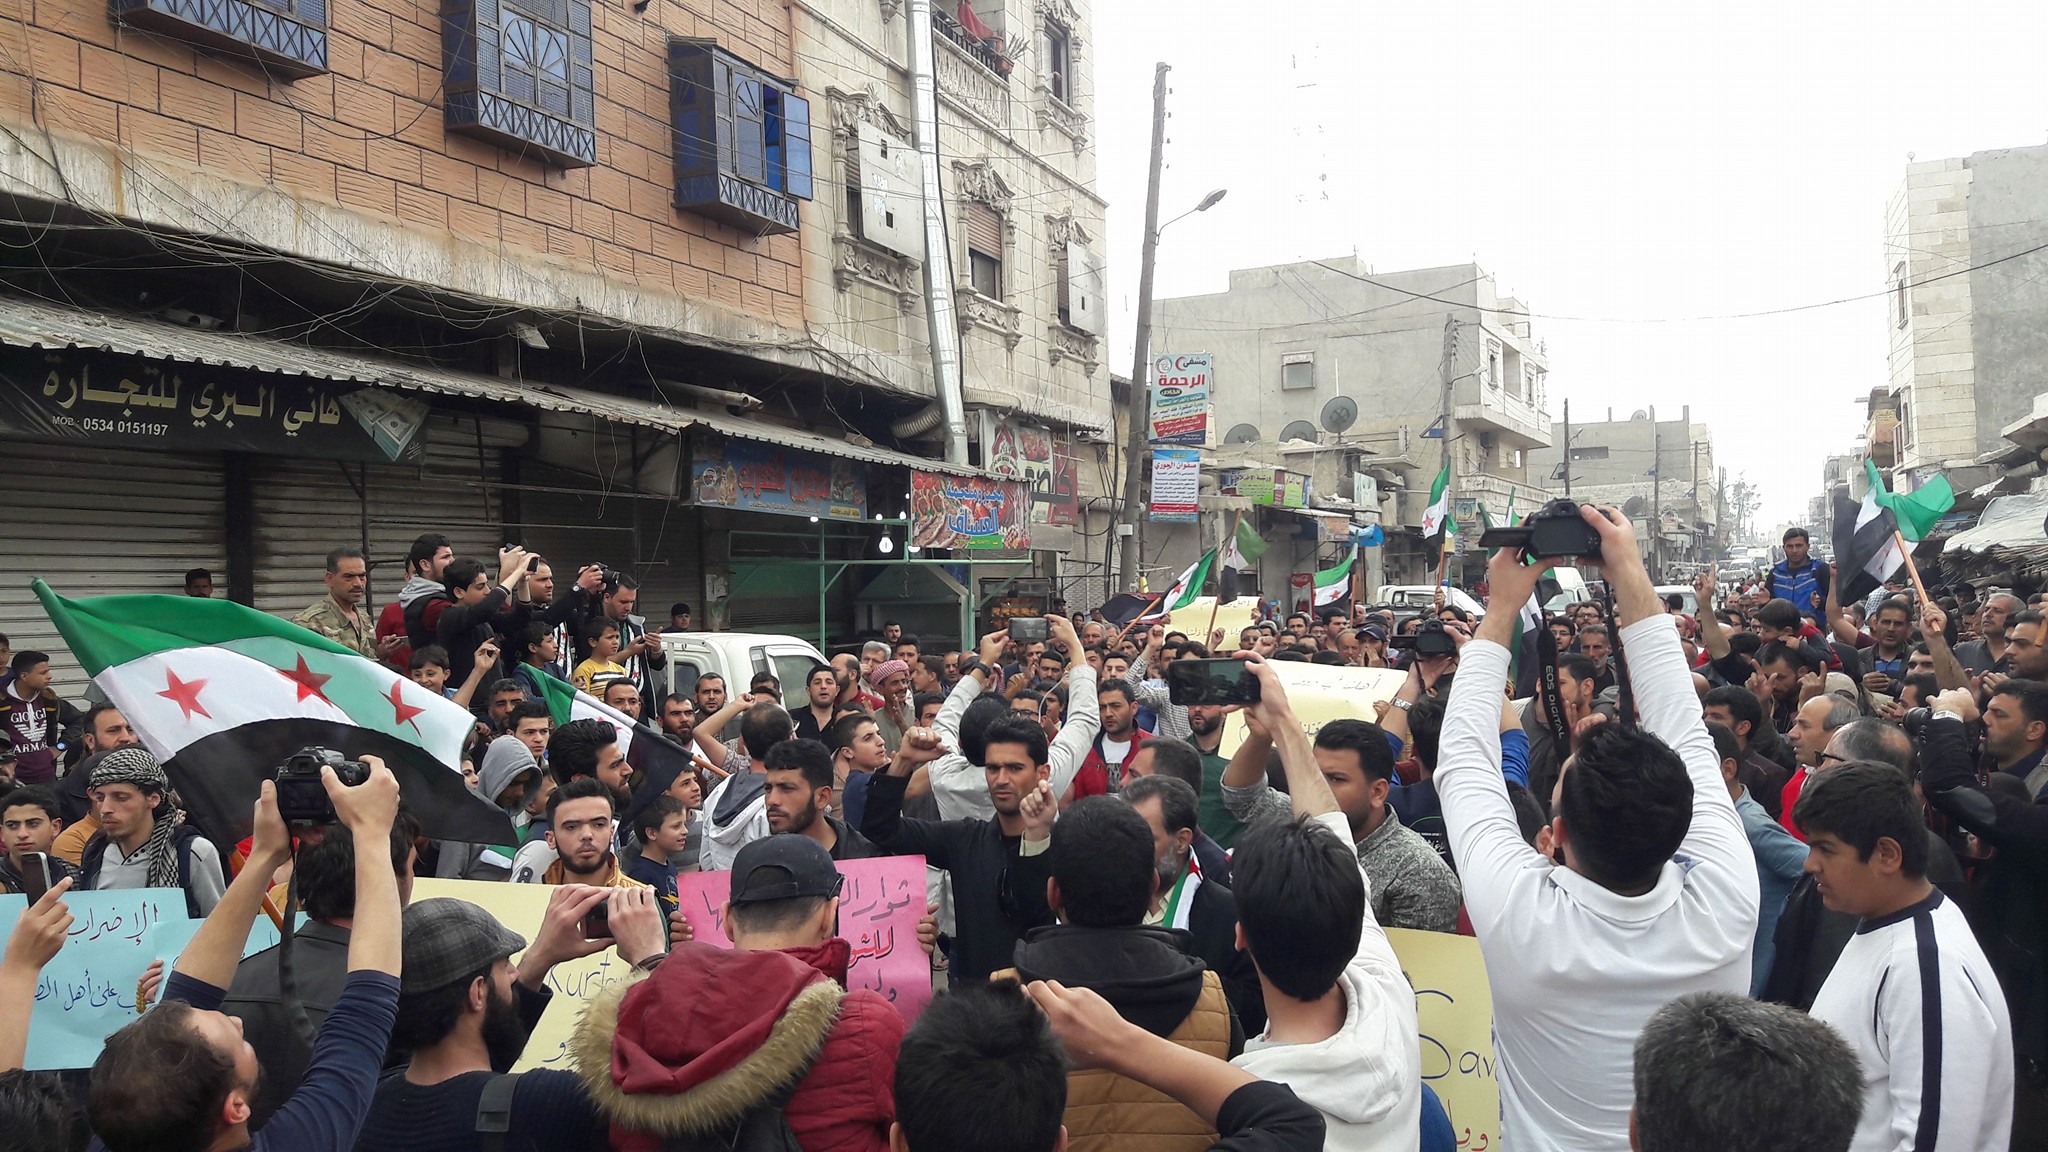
(385, 680), (426, 731)
(158, 669), (211, 721)
(278, 655), (333, 705)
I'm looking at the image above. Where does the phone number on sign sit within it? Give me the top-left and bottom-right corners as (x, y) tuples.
(77, 417), (171, 436)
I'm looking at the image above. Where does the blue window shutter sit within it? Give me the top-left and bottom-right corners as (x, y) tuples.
(783, 90), (812, 201)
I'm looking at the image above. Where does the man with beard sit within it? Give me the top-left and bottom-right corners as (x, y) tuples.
(528, 779), (648, 888)
(657, 694), (696, 745)
(793, 664), (840, 740)
(2004, 609), (2048, 683)
(509, 723), (635, 883)
(1957, 591), (2025, 676)
(52, 702), (140, 862)
(1070, 680), (1152, 799)
(764, 738), (880, 860)
(355, 884), (668, 1151)
(1183, 701), (1243, 849)
(1121, 773), (1263, 1036)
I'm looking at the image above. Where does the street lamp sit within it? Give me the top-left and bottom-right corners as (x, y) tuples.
(1116, 174), (1229, 592)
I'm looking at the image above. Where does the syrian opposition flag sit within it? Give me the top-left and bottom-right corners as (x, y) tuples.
(32, 581), (513, 846)
(1420, 463), (1454, 540)
(1140, 549), (1218, 622)
(1865, 460), (1955, 542)
(1505, 576), (1548, 699)
(1311, 546), (1356, 613)
(1222, 519), (1269, 572)
(528, 670), (698, 821)
(1832, 488), (1908, 604)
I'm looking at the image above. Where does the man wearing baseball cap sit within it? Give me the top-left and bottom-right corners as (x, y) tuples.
(574, 835), (903, 1152)
(356, 884), (668, 1151)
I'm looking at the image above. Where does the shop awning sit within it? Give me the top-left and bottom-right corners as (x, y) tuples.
(0, 295), (981, 476)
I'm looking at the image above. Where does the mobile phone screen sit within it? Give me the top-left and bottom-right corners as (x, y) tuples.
(1165, 659), (1261, 707)
(18, 852), (52, 902)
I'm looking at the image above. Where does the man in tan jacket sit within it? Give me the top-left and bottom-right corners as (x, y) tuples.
(994, 791), (1238, 1152)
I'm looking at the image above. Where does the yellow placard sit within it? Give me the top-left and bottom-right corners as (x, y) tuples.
(1219, 662), (1410, 755)
(1387, 927), (1500, 1151)
(1148, 596), (1259, 652)
(409, 877), (635, 1072)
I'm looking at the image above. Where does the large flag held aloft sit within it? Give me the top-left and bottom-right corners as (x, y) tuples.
(32, 580), (513, 846)
(1161, 549), (1217, 613)
(1865, 460), (1955, 542)
(1831, 488), (1908, 604)
(530, 668), (697, 825)
(1311, 546), (1356, 612)
(1222, 519), (1269, 571)
(1420, 463), (1454, 540)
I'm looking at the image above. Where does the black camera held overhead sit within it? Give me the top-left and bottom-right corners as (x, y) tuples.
(1477, 498), (1604, 562)
(1387, 617), (1459, 657)
(275, 746), (371, 825)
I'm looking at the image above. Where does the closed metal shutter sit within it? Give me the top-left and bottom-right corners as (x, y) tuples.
(516, 460), (702, 628)
(0, 442), (226, 688)
(966, 201), (1003, 257)
(250, 416), (520, 619)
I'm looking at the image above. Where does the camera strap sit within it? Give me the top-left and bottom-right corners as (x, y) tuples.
(1606, 587), (1638, 732)
(1535, 624), (1571, 756)
(278, 852), (317, 1055)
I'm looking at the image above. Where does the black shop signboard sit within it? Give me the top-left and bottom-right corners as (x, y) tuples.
(0, 344), (430, 464)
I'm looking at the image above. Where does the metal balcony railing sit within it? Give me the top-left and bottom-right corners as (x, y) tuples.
(932, 7), (1009, 79)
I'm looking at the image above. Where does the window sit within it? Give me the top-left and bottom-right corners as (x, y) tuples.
(1486, 339), (1502, 388)
(1894, 261), (1909, 329)
(967, 201), (1004, 298)
(1057, 241), (1106, 335)
(849, 124), (922, 257)
(445, 0), (596, 168)
(669, 39), (814, 235)
(1045, 20), (1071, 103)
(1569, 445), (1610, 461)
(112, 0), (327, 78)
(1281, 353), (1314, 390)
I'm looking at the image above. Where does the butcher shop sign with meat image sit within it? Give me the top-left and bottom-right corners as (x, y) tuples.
(911, 470), (1031, 550)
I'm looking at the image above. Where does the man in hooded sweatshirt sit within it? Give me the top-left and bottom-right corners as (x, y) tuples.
(382, 532), (453, 670)
(572, 834), (902, 1152)
(436, 734), (541, 881)
(993, 794), (1238, 1152)
(1224, 657), (1422, 1151)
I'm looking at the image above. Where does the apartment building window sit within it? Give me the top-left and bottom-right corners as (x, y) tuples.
(1569, 445), (1610, 461)
(1281, 352), (1314, 390)
(669, 39), (814, 235)
(1045, 19), (1071, 103)
(1894, 261), (1909, 329)
(847, 123), (921, 257)
(445, 0), (597, 167)
(967, 201), (1005, 298)
(112, 0), (328, 78)
(1485, 339), (1502, 389)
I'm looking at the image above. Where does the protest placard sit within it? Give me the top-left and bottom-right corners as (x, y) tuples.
(0, 889), (201, 1069)
(407, 877), (638, 1072)
(1387, 927), (1499, 1152)
(676, 853), (931, 1023)
(1218, 663), (1408, 755)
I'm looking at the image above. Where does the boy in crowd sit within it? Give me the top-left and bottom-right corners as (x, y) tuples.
(0, 787), (79, 895)
(627, 794), (689, 911)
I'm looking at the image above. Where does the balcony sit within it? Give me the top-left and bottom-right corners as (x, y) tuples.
(1866, 412), (1899, 468)
(932, 6), (1011, 79)
(1453, 378), (1552, 448)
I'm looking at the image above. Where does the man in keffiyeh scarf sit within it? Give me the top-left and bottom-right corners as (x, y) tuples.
(84, 746), (229, 914)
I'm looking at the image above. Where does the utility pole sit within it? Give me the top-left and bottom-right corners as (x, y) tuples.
(1116, 62), (1172, 593)
(1649, 409), (1662, 580)
(1434, 315), (1458, 583)
(1561, 396), (1572, 498)
(1690, 438), (1701, 568)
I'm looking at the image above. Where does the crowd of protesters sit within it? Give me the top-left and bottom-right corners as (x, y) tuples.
(0, 513), (2043, 1151)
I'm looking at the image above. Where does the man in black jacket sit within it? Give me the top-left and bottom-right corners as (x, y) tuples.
(222, 817), (416, 1127)
(1122, 773), (1262, 1036)
(435, 552), (532, 688)
(861, 718), (1055, 984)
(1920, 684), (2048, 1133)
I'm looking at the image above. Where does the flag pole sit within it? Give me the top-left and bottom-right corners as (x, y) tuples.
(1893, 530), (1931, 604)
(1112, 592), (1169, 648)
(1205, 512), (1240, 644)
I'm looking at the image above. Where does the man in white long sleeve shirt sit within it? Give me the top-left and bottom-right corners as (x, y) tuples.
(1438, 506), (1758, 1152)
(926, 618), (1099, 821)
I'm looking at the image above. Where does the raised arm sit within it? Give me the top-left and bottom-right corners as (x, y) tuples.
(1241, 658), (1336, 819)
(451, 638), (499, 710)
(0, 879), (72, 1069)
(1695, 567), (1733, 662)
(328, 756), (402, 977)
(692, 693), (747, 766)
(1919, 602), (1971, 693)
(175, 782), (293, 989)
(1822, 564), (1863, 647)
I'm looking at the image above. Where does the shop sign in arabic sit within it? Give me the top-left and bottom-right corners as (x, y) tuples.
(986, 418), (1079, 527)
(676, 854), (932, 1023)
(0, 347), (428, 463)
(692, 434), (868, 522)
(911, 470), (1031, 550)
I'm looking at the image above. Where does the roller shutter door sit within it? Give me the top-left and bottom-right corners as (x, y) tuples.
(0, 442), (225, 689)
(516, 461), (703, 628)
(249, 416), (519, 619)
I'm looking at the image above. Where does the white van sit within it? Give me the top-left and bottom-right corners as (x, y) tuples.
(653, 632), (831, 703)
(1540, 568), (1592, 614)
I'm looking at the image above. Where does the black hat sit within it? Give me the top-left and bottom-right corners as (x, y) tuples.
(729, 835), (844, 904)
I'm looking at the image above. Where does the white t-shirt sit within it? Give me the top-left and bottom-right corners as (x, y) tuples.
(1100, 736), (1132, 770)
(1436, 617), (1759, 1152)
(1810, 890), (2012, 1152)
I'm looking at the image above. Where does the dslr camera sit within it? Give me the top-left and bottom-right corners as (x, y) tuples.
(276, 746), (371, 825)
(1387, 617), (1459, 657)
(1476, 498), (1604, 561)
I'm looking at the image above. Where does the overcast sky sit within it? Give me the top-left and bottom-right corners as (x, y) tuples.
(1089, 0), (2048, 530)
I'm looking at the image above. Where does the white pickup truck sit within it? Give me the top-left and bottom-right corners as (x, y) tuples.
(652, 631), (831, 703)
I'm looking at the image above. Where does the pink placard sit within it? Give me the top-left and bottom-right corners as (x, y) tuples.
(675, 853), (933, 1022)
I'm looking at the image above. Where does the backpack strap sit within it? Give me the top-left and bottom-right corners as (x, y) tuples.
(475, 1072), (523, 1152)
(172, 826), (202, 919)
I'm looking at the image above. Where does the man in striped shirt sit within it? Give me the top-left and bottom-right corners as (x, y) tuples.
(1800, 760), (2013, 1152)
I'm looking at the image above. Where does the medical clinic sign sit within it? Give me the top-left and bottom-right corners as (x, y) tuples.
(1149, 353), (1211, 445)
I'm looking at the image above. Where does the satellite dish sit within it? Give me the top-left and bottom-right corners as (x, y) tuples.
(1224, 423), (1261, 445)
(1280, 420), (1318, 443)
(1623, 495), (1649, 517)
(1631, 410), (1649, 421)
(1320, 395), (1358, 434)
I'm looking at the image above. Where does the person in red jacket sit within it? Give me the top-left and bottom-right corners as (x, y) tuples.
(574, 834), (903, 1152)
(1068, 680), (1153, 801)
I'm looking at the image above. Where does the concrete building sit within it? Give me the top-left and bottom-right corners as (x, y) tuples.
(1884, 143), (2048, 492)
(0, 0), (1114, 677)
(1150, 257), (1553, 597)
(1526, 407), (1720, 579)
